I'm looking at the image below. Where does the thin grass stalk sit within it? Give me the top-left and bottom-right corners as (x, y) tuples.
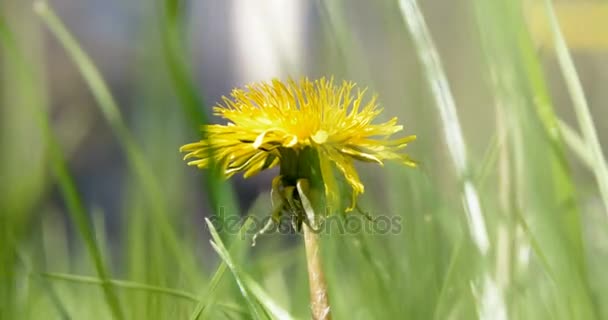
(543, 0), (608, 216)
(43, 77), (126, 320)
(190, 218), (288, 320)
(34, 1), (200, 279)
(397, 0), (506, 319)
(474, 0), (597, 316)
(316, 0), (370, 82)
(159, 0), (238, 236)
(41, 272), (201, 303)
(205, 218), (295, 320)
(40, 272), (250, 316)
(397, 0), (490, 254)
(1, 11), (124, 319)
(558, 120), (594, 169)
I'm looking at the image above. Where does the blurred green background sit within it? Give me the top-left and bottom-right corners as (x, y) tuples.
(1, 0), (607, 319)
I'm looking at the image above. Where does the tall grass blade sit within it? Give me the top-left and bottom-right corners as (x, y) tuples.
(397, 0), (490, 255)
(205, 218), (265, 319)
(559, 120), (594, 169)
(189, 217), (253, 320)
(473, 0), (597, 317)
(41, 272), (200, 303)
(397, 0), (506, 318)
(159, 0), (237, 235)
(206, 218), (293, 320)
(34, 0), (200, 279)
(243, 275), (296, 320)
(543, 0), (608, 216)
(1, 11), (124, 319)
(45, 118), (125, 320)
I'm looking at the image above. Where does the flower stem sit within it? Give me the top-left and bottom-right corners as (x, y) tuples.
(295, 178), (331, 319)
(303, 224), (331, 320)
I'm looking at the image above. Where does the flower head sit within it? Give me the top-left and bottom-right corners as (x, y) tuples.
(180, 77), (416, 212)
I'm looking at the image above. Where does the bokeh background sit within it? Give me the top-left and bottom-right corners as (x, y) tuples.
(1, 0), (608, 319)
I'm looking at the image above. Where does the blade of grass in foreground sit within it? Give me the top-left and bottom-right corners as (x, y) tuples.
(558, 120), (594, 169)
(243, 274), (295, 320)
(41, 272), (200, 303)
(45, 82), (126, 320)
(397, 0), (490, 255)
(189, 217), (253, 320)
(40, 272), (250, 316)
(397, 0), (506, 319)
(543, 0), (608, 217)
(0, 14), (124, 320)
(515, 0), (590, 269)
(315, 0), (368, 80)
(160, 0), (238, 239)
(205, 218), (264, 320)
(16, 251), (71, 320)
(205, 218), (294, 320)
(33, 1), (200, 280)
(474, 0), (596, 317)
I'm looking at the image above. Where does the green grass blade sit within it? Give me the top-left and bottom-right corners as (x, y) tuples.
(473, 0), (597, 317)
(45, 129), (125, 320)
(1, 11), (124, 319)
(160, 0), (208, 129)
(41, 272), (200, 303)
(543, 0), (608, 216)
(315, 0), (368, 80)
(242, 275), (295, 320)
(187, 261), (229, 320)
(397, 0), (508, 318)
(205, 218), (265, 319)
(206, 218), (294, 320)
(40, 272), (249, 316)
(558, 120), (594, 169)
(431, 236), (464, 320)
(14, 245), (71, 319)
(397, 0), (491, 255)
(159, 0), (237, 234)
(189, 217), (254, 320)
(474, 133), (502, 188)
(34, 0), (200, 280)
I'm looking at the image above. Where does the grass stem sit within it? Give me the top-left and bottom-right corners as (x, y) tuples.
(544, 0), (608, 216)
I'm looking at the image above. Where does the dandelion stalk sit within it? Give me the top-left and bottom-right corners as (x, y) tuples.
(303, 225), (331, 319)
(298, 180), (331, 320)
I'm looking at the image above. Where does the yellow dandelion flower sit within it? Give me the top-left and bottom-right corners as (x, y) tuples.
(180, 77), (416, 212)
